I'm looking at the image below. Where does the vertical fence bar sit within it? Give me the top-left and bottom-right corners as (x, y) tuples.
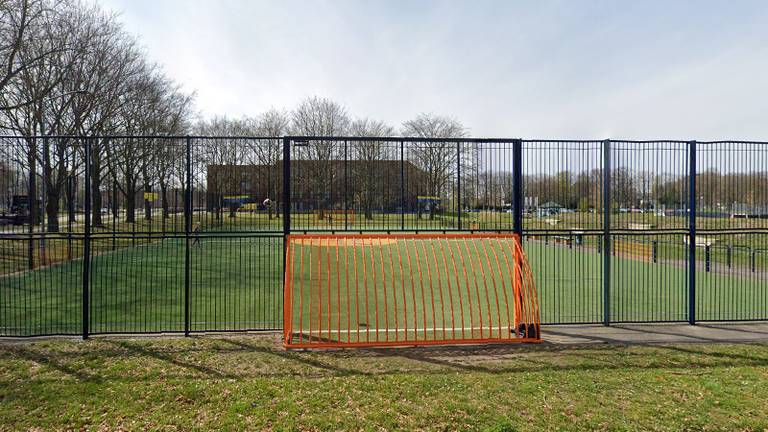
(344, 139), (348, 231)
(512, 139), (525, 328)
(111, 179), (117, 250)
(602, 139), (611, 326)
(400, 140), (405, 231)
(283, 137), (291, 279)
(512, 139), (523, 236)
(184, 136), (192, 336)
(688, 140), (697, 325)
(27, 138), (36, 270)
(457, 141), (462, 231)
(82, 136), (92, 340)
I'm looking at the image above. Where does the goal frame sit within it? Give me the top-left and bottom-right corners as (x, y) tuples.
(283, 233), (541, 349)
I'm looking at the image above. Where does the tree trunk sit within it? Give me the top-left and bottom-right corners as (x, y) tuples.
(364, 196), (373, 220)
(160, 182), (169, 219)
(45, 189), (60, 232)
(66, 175), (75, 225)
(27, 149), (38, 224)
(111, 181), (119, 220)
(91, 154), (103, 227)
(267, 176), (273, 220)
(126, 182), (136, 223)
(143, 181), (151, 221)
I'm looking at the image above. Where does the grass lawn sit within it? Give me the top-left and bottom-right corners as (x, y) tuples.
(1, 335), (768, 431)
(2, 233), (767, 336)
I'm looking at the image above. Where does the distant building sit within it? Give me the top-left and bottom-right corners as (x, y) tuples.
(731, 203), (768, 219)
(206, 160), (427, 213)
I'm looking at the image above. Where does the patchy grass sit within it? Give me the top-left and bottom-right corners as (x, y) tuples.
(1, 335), (768, 431)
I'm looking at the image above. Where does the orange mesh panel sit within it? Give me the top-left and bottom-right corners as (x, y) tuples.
(284, 234), (541, 349)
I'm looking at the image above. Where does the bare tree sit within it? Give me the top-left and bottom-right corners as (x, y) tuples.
(196, 117), (252, 221)
(401, 113), (466, 219)
(349, 118), (395, 220)
(254, 108), (289, 219)
(0, 0), (71, 112)
(0, 0), (86, 232)
(106, 66), (183, 224)
(291, 96), (349, 219)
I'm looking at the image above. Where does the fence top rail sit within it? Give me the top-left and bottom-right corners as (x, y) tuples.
(287, 232), (522, 239)
(1, 135), (767, 145)
(0, 135), (283, 140)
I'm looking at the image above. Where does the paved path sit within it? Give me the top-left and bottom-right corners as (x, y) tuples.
(4, 323), (768, 346)
(543, 322), (768, 345)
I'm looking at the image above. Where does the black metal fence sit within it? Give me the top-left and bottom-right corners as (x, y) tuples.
(1, 135), (767, 336)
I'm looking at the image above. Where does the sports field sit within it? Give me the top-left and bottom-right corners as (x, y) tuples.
(0, 236), (283, 335)
(2, 232), (767, 336)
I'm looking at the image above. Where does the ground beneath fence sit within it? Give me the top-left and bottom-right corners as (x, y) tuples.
(5, 322), (768, 346)
(2, 329), (768, 431)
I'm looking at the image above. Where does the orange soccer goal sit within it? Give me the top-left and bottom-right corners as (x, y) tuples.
(283, 233), (541, 349)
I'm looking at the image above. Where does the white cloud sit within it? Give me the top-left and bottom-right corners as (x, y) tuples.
(97, 0), (768, 139)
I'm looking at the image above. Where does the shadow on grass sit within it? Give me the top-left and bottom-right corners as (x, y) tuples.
(9, 346), (101, 382)
(216, 338), (371, 377)
(4, 336), (768, 386)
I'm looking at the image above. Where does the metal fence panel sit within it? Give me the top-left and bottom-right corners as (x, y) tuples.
(524, 233), (603, 324)
(2, 135), (768, 337)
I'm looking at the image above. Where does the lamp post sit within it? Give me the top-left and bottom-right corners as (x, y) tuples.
(37, 90), (90, 265)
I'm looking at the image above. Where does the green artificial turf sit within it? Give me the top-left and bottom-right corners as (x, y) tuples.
(1, 234), (767, 336)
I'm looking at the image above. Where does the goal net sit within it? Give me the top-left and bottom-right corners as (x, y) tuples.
(283, 233), (540, 349)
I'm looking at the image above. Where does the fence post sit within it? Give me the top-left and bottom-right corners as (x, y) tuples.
(82, 136), (92, 340)
(184, 136), (192, 336)
(27, 137), (36, 270)
(344, 139), (348, 231)
(457, 141), (462, 231)
(111, 178), (117, 251)
(400, 140), (405, 231)
(688, 140), (697, 325)
(283, 137), (291, 280)
(512, 139), (523, 237)
(602, 139), (611, 326)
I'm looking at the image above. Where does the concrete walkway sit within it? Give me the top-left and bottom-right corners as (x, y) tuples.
(543, 322), (768, 345)
(3, 323), (768, 346)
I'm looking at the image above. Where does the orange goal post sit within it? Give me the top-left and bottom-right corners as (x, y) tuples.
(283, 233), (541, 349)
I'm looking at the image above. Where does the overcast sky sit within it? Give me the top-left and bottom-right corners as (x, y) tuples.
(98, 0), (768, 140)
